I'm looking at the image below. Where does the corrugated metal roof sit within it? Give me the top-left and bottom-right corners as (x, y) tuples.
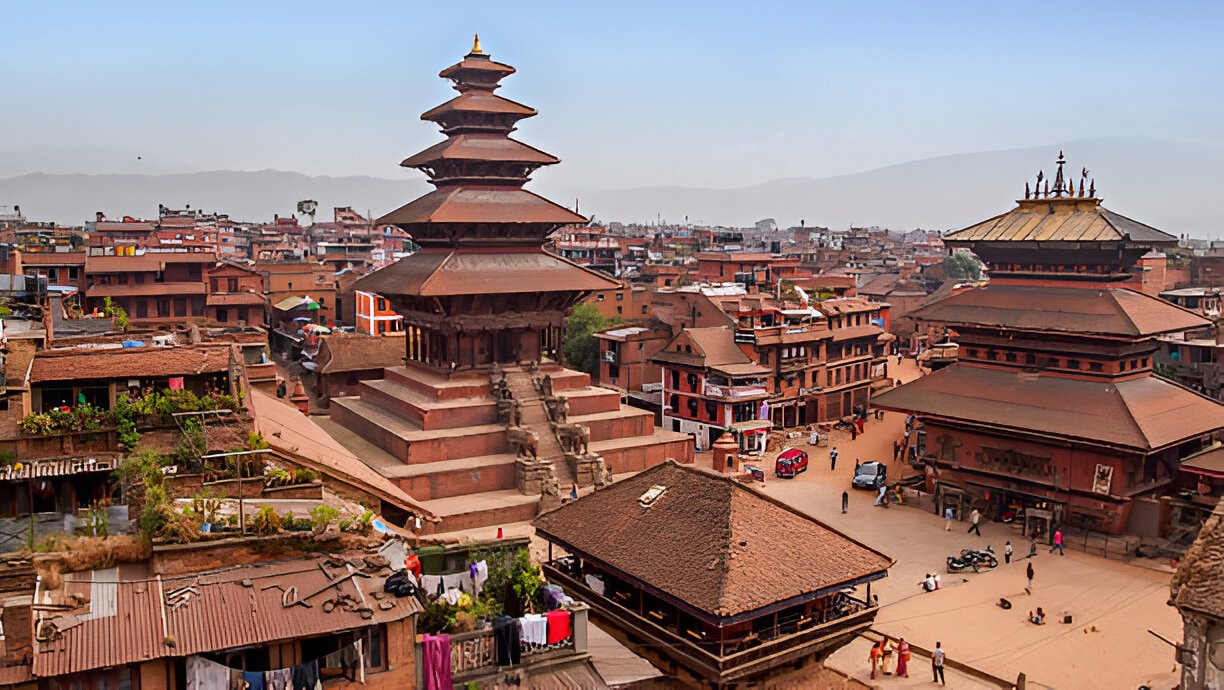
(33, 554), (421, 676)
(0, 458), (116, 482)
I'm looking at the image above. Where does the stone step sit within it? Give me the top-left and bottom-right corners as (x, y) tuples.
(330, 397), (509, 464)
(383, 453), (519, 501)
(418, 489), (541, 535)
(569, 408), (654, 442)
(589, 429), (696, 476)
(382, 365), (493, 401)
(358, 377), (497, 431)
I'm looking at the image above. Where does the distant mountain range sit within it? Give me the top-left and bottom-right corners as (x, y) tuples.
(2, 136), (1221, 236)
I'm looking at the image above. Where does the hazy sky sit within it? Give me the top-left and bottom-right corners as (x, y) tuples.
(3, 1), (1222, 189)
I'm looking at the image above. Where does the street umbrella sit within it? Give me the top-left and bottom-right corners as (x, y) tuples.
(306, 301), (321, 311)
(292, 316), (311, 323)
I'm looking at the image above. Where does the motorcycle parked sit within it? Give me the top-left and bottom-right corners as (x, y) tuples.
(946, 554), (981, 573)
(960, 546), (999, 569)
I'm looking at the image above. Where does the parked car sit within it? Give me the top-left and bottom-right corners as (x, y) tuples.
(775, 449), (809, 478)
(852, 461), (888, 490)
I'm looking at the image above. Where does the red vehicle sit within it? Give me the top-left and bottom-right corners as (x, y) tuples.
(775, 449), (809, 478)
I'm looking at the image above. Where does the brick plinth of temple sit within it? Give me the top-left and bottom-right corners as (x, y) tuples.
(326, 361), (693, 533)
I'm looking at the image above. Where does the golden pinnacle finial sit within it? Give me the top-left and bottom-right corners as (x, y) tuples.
(472, 33), (483, 54)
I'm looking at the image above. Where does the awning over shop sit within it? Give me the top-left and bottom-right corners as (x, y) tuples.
(273, 295), (319, 311)
(730, 419), (773, 435)
(1180, 446), (1224, 479)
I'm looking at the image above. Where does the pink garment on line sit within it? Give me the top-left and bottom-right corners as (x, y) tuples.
(423, 634), (452, 690)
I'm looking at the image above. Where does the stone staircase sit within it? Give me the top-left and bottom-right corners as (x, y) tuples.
(503, 368), (575, 487)
(324, 361), (695, 535)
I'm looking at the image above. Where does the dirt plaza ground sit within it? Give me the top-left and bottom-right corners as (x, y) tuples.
(440, 358), (1184, 687)
(747, 358), (1182, 689)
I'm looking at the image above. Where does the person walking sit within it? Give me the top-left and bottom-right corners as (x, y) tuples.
(931, 641), (946, 686)
(944, 506), (954, 531)
(892, 439), (901, 462)
(850, 424), (857, 441)
(881, 636), (896, 675)
(1050, 528), (1065, 555)
(967, 508), (981, 536)
(841, 490), (849, 514)
(855, 416), (866, 435)
(829, 447), (839, 471)
(869, 639), (882, 680)
(1025, 561), (1034, 594)
(1005, 540), (1013, 565)
(895, 637), (910, 678)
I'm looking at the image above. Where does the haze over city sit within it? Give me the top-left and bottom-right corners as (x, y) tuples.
(3, 1), (1224, 231)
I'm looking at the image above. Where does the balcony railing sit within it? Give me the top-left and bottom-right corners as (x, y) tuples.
(425, 604), (589, 683)
(543, 563), (877, 683)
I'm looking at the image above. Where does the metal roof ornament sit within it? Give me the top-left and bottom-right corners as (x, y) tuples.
(471, 33), (483, 55)
(1025, 182), (1031, 200)
(1052, 151), (1067, 197)
(1089, 178), (1096, 198)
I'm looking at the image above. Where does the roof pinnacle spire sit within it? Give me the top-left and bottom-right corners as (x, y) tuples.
(1052, 150), (1067, 197)
(471, 33), (483, 55)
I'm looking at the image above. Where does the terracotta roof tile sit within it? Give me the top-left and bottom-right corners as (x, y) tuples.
(355, 248), (616, 298)
(30, 345), (232, 383)
(377, 187), (586, 226)
(400, 135), (558, 168)
(317, 335), (404, 374)
(873, 365), (1224, 451)
(912, 285), (1209, 337)
(420, 92), (536, 120)
(533, 461), (893, 618)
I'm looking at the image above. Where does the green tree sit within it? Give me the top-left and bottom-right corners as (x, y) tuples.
(563, 303), (617, 375)
(942, 252), (983, 281)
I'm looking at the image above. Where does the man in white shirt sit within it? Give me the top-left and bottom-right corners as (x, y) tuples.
(931, 641), (946, 685)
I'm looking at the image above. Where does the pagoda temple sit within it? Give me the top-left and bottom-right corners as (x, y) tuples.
(332, 40), (693, 533)
(876, 154), (1224, 536)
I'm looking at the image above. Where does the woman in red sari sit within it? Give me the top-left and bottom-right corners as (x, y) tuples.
(895, 637), (911, 678)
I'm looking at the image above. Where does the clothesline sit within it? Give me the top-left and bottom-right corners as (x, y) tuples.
(186, 638), (364, 690)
